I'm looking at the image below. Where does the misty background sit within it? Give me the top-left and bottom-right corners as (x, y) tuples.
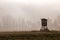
(0, 0), (60, 32)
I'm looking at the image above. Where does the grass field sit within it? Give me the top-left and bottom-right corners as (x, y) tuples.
(0, 31), (60, 40)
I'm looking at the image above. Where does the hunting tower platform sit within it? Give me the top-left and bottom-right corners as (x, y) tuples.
(40, 18), (49, 32)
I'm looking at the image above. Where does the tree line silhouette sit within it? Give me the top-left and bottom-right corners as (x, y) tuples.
(0, 14), (60, 31)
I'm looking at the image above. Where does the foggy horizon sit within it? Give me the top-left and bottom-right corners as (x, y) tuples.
(0, 0), (60, 32)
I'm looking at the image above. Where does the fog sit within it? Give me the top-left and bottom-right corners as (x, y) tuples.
(0, 0), (60, 31)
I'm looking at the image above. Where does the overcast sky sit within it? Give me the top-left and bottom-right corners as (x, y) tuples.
(0, 0), (60, 31)
(0, 0), (60, 21)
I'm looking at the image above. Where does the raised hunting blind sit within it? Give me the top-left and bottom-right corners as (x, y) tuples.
(40, 18), (49, 32)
